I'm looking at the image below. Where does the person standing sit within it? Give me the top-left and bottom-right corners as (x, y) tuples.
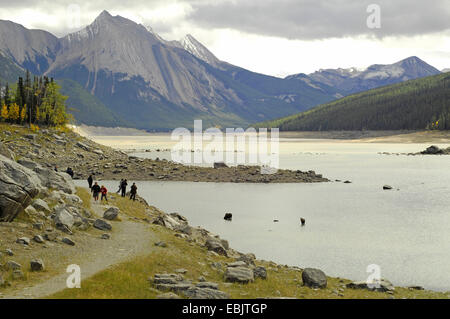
(87, 175), (93, 189)
(121, 179), (128, 197)
(100, 185), (108, 202)
(92, 182), (101, 202)
(117, 179), (123, 194)
(66, 167), (74, 179)
(130, 183), (137, 201)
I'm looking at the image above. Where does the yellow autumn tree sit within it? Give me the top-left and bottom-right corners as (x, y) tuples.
(0, 104), (8, 121)
(8, 103), (20, 121)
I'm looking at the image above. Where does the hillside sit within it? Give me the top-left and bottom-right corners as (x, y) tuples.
(258, 73), (450, 131)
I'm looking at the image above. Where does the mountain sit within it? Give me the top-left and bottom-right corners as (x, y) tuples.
(258, 72), (450, 131)
(0, 51), (25, 83)
(0, 20), (59, 75)
(0, 11), (338, 130)
(287, 57), (442, 96)
(443, 69), (450, 73)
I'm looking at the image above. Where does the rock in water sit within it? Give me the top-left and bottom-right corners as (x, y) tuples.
(103, 207), (120, 220)
(302, 268), (327, 288)
(225, 266), (254, 283)
(422, 145), (443, 155)
(383, 185), (393, 190)
(0, 155), (42, 222)
(30, 259), (45, 271)
(224, 213), (232, 221)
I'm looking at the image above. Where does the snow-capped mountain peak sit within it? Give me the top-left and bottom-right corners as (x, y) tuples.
(180, 34), (221, 67)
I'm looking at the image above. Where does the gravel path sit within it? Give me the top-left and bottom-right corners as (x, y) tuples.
(3, 200), (157, 299)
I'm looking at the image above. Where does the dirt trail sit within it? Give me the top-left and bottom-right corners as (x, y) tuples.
(3, 199), (158, 299)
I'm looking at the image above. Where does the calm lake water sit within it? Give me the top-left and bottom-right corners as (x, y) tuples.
(78, 137), (450, 291)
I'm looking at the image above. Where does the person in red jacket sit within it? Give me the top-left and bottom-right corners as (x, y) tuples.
(100, 185), (108, 202)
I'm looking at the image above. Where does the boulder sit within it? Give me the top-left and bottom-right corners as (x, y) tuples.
(0, 155), (42, 222)
(60, 193), (82, 205)
(16, 237), (31, 245)
(224, 266), (254, 283)
(302, 268), (327, 288)
(30, 259), (45, 271)
(93, 219), (112, 231)
(224, 213), (232, 221)
(53, 207), (75, 231)
(61, 237), (75, 246)
(31, 199), (51, 214)
(422, 145), (443, 155)
(33, 235), (45, 244)
(205, 238), (228, 256)
(254, 266), (267, 280)
(236, 253), (256, 266)
(383, 185), (393, 190)
(103, 207), (120, 220)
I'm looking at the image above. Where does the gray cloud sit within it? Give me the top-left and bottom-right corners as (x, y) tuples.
(186, 0), (450, 39)
(1, 0), (449, 40)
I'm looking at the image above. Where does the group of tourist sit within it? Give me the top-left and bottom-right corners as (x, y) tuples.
(87, 175), (138, 202)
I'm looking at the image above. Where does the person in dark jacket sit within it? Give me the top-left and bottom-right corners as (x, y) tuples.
(92, 182), (101, 202)
(87, 175), (93, 189)
(121, 179), (128, 197)
(130, 183), (137, 201)
(66, 167), (74, 179)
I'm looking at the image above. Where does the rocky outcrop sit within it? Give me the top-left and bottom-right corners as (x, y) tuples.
(0, 141), (14, 160)
(346, 279), (394, 292)
(302, 268), (327, 288)
(18, 158), (76, 194)
(151, 273), (229, 299)
(0, 155), (42, 222)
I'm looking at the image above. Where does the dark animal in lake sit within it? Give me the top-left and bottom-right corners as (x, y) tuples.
(224, 213), (232, 221)
(273, 219), (279, 223)
(300, 218), (306, 226)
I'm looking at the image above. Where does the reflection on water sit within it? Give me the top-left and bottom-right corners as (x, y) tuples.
(76, 137), (450, 291)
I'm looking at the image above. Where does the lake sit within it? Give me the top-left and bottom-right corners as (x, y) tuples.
(77, 136), (450, 291)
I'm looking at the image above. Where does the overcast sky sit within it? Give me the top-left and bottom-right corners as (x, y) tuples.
(1, 0), (449, 77)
